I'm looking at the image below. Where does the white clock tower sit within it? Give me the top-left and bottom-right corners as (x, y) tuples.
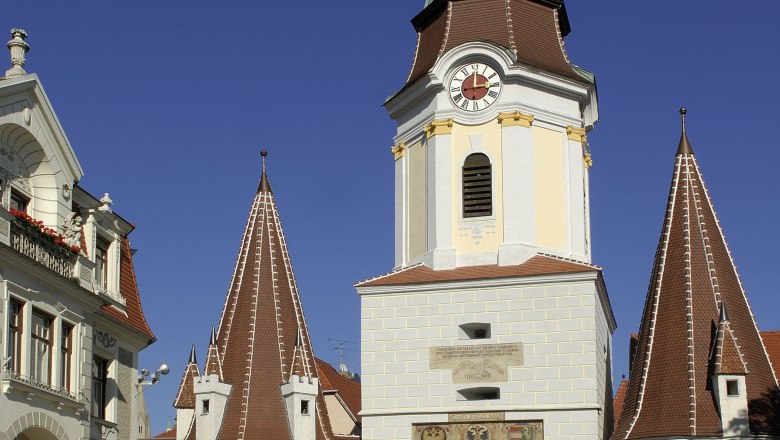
(357, 1), (616, 439)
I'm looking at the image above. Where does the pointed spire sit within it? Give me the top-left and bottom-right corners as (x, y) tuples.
(188, 344), (197, 364)
(173, 345), (200, 409)
(209, 154), (329, 439)
(612, 115), (780, 439)
(204, 326), (224, 380)
(676, 107), (694, 155)
(257, 149), (272, 193)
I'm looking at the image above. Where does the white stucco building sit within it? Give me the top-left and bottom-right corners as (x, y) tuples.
(0, 29), (156, 440)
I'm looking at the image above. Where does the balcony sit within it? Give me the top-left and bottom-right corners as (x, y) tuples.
(1, 369), (86, 411)
(8, 216), (77, 279)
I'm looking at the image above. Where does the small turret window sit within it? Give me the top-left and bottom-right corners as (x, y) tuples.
(463, 153), (492, 218)
(726, 380), (739, 396)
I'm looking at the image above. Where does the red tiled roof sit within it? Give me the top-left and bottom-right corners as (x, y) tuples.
(356, 254), (599, 288)
(153, 427), (176, 439)
(613, 379), (628, 427)
(710, 316), (749, 376)
(401, 0), (585, 91)
(612, 121), (780, 439)
(761, 331), (780, 374)
(100, 236), (155, 343)
(316, 358), (362, 422)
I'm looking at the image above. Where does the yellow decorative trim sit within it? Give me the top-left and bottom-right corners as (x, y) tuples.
(584, 153), (593, 168)
(497, 111), (534, 127)
(390, 142), (406, 161)
(566, 126), (587, 143)
(424, 119), (454, 138)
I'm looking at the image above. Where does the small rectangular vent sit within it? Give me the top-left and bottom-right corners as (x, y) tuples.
(457, 386), (500, 401)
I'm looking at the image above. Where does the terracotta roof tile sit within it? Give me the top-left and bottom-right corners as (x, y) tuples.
(173, 349), (199, 409)
(356, 254), (598, 288)
(402, 0), (585, 90)
(761, 331), (780, 374)
(613, 379), (628, 427)
(612, 121), (780, 439)
(152, 427), (176, 439)
(100, 236), (155, 343)
(174, 164), (342, 440)
(316, 358), (362, 422)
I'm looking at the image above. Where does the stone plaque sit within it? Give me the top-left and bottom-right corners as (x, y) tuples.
(449, 412), (505, 423)
(414, 421), (542, 440)
(430, 343), (522, 383)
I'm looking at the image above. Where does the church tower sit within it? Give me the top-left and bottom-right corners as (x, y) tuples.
(357, 1), (615, 440)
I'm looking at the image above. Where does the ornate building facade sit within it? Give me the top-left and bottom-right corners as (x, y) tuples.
(0, 29), (156, 440)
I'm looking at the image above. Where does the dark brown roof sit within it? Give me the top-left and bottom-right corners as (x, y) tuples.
(207, 165), (340, 440)
(356, 254), (599, 288)
(612, 122), (780, 439)
(402, 0), (584, 89)
(100, 236), (155, 343)
(761, 331), (780, 373)
(710, 312), (749, 376)
(172, 347), (199, 409)
(203, 327), (223, 379)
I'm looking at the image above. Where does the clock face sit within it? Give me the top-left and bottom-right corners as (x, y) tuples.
(448, 62), (502, 112)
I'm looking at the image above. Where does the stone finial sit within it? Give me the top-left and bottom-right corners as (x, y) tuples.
(98, 193), (113, 213)
(5, 28), (29, 78)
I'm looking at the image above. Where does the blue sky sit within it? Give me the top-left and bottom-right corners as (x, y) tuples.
(5, 1), (780, 434)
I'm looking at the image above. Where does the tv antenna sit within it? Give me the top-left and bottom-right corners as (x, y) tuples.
(328, 337), (357, 367)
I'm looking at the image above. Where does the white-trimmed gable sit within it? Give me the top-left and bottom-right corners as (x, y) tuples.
(0, 74), (83, 229)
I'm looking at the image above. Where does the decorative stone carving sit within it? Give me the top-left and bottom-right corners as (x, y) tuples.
(61, 212), (82, 247)
(22, 107), (31, 126)
(95, 330), (117, 350)
(459, 222), (496, 246)
(566, 125), (587, 143)
(98, 193), (113, 213)
(5, 29), (29, 78)
(424, 119), (453, 138)
(62, 183), (71, 200)
(498, 111), (534, 127)
(390, 142), (406, 161)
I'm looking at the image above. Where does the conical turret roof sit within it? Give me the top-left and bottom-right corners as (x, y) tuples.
(172, 345), (200, 409)
(203, 326), (224, 380)
(612, 110), (780, 438)
(209, 152), (337, 440)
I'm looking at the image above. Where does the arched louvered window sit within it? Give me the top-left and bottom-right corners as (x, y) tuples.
(462, 153), (492, 218)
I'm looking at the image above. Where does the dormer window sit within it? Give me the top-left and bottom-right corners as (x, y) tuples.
(463, 153), (492, 218)
(95, 237), (110, 290)
(10, 189), (28, 212)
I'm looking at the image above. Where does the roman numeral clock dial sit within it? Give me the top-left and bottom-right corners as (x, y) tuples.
(448, 62), (502, 112)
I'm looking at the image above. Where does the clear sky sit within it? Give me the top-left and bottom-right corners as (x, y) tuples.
(4, 1), (780, 435)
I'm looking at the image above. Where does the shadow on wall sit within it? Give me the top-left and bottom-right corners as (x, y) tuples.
(729, 388), (780, 434)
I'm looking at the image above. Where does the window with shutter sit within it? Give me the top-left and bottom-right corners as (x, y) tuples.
(463, 153), (492, 218)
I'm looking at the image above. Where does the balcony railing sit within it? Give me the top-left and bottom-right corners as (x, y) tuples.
(1, 369), (84, 405)
(10, 219), (77, 279)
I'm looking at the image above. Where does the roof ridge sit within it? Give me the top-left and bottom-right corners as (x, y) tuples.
(354, 262), (425, 287)
(536, 252), (601, 270)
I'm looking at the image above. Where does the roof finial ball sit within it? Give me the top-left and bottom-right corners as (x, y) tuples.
(261, 149), (268, 172)
(5, 28), (29, 78)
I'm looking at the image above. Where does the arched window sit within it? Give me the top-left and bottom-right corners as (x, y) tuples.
(462, 153), (492, 218)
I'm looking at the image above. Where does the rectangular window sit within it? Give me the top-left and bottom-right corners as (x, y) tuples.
(202, 399), (210, 415)
(95, 237), (109, 290)
(92, 357), (108, 419)
(31, 311), (52, 385)
(726, 379), (739, 396)
(301, 400), (310, 415)
(7, 300), (22, 373)
(10, 189), (28, 212)
(60, 323), (73, 390)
